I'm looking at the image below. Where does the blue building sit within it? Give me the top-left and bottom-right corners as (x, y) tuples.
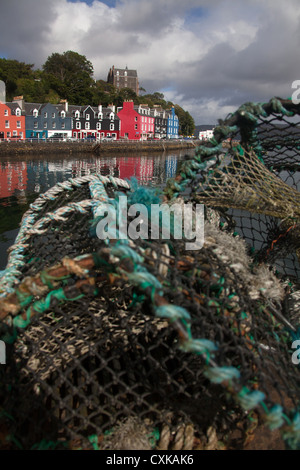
(167, 106), (179, 139)
(11, 99), (73, 139)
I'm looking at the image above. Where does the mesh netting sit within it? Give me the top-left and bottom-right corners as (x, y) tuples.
(1, 97), (300, 450)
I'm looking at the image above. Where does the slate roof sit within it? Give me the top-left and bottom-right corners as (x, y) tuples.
(6, 102), (24, 115)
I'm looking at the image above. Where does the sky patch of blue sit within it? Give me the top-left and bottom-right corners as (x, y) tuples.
(67, 0), (117, 7)
(184, 6), (208, 25)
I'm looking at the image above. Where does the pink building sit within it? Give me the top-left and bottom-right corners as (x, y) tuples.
(117, 101), (154, 140)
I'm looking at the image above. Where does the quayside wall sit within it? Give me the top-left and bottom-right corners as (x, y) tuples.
(0, 140), (200, 157)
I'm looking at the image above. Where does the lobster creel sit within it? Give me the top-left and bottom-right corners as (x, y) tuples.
(1, 96), (300, 450)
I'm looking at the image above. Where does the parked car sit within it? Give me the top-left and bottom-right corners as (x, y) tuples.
(48, 133), (68, 141)
(85, 135), (96, 142)
(7, 136), (23, 142)
(102, 136), (114, 142)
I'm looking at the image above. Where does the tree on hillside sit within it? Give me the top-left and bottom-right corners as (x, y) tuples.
(0, 55), (196, 127)
(0, 58), (36, 100)
(0, 58), (62, 102)
(140, 92), (171, 109)
(43, 51), (95, 105)
(91, 80), (114, 106)
(174, 104), (195, 135)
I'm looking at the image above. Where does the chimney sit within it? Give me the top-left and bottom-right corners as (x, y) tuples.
(98, 104), (102, 113)
(60, 99), (68, 112)
(13, 95), (25, 111)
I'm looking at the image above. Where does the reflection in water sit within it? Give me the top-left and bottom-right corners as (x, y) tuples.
(0, 151), (191, 200)
(0, 149), (195, 269)
(0, 161), (27, 198)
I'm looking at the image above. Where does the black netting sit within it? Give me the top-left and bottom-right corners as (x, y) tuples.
(1, 98), (300, 451)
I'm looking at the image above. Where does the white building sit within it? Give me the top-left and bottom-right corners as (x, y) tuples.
(199, 129), (214, 141)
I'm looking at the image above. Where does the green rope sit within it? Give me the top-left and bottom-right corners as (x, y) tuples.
(12, 287), (89, 330)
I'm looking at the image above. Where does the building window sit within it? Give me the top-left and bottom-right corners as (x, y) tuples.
(33, 110), (38, 118)
(86, 114), (90, 120)
(44, 112), (47, 118)
(61, 111), (65, 118)
(61, 122), (65, 129)
(96, 122), (101, 130)
(75, 111), (80, 119)
(44, 122), (47, 128)
(4, 109), (8, 116)
(135, 116), (138, 122)
(34, 122), (38, 129)
(85, 122), (90, 130)
(52, 122), (56, 129)
(135, 124), (138, 130)
(110, 123), (114, 131)
(13, 130), (17, 137)
(16, 108), (21, 116)
(98, 112), (103, 120)
(16, 121), (21, 128)
(76, 122), (81, 129)
(52, 113), (55, 118)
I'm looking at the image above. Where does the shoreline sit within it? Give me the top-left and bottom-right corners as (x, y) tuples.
(0, 139), (200, 156)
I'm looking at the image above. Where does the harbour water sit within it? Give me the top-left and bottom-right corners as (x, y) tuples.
(0, 148), (196, 269)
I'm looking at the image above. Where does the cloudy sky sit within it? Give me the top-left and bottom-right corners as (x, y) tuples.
(0, 0), (300, 124)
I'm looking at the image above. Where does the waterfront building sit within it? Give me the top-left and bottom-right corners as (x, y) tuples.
(150, 105), (169, 139)
(1, 96), (179, 142)
(70, 103), (120, 140)
(107, 66), (139, 96)
(199, 128), (214, 141)
(22, 100), (73, 139)
(0, 100), (25, 140)
(167, 106), (179, 139)
(117, 100), (154, 140)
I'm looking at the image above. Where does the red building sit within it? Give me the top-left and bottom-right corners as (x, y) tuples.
(117, 101), (154, 140)
(0, 102), (25, 140)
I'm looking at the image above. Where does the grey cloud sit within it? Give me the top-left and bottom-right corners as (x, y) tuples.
(1, 0), (300, 124)
(116, 0), (202, 34)
(0, 0), (58, 66)
(158, 6), (300, 121)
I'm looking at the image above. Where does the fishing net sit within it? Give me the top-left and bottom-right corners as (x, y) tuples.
(1, 96), (300, 450)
